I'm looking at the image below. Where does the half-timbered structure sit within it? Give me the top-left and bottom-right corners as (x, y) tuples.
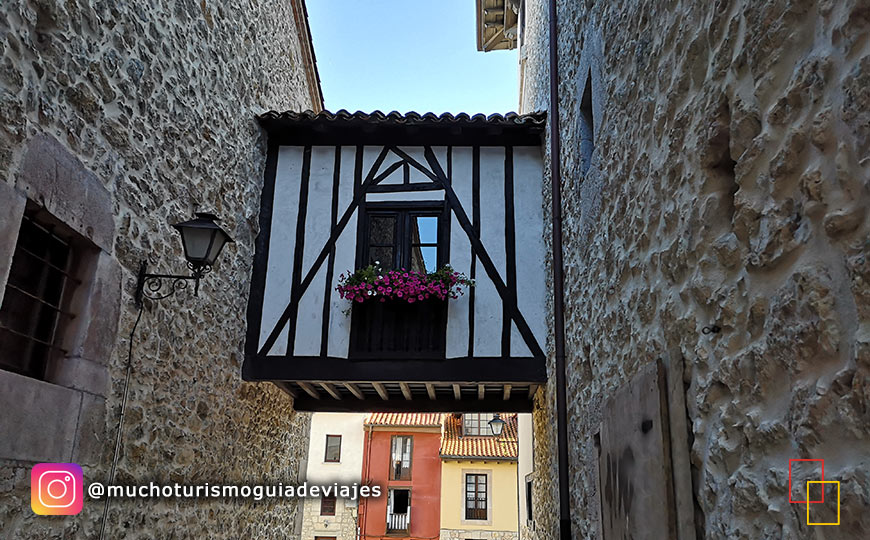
(243, 110), (547, 411)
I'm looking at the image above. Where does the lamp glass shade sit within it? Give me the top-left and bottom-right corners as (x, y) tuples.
(488, 413), (506, 436)
(172, 213), (234, 267)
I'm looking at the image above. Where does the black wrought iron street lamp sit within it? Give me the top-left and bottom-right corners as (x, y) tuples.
(488, 413), (506, 436)
(135, 212), (234, 306)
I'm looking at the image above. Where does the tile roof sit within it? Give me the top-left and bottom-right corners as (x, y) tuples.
(439, 413), (518, 460)
(365, 412), (444, 427)
(258, 109), (546, 127)
(256, 109), (546, 146)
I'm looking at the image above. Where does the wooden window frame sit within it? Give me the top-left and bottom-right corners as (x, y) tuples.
(324, 434), (342, 463)
(357, 201), (447, 273)
(387, 487), (412, 532)
(320, 494), (337, 516)
(390, 435), (414, 481)
(465, 473), (488, 521)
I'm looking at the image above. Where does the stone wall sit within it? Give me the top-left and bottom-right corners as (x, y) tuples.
(0, 0), (319, 538)
(440, 527), (519, 540)
(522, 0), (870, 538)
(299, 496), (358, 539)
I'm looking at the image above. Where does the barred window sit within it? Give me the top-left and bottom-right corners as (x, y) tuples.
(0, 213), (80, 380)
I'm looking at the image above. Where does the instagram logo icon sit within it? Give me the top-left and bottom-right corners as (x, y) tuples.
(31, 463), (83, 515)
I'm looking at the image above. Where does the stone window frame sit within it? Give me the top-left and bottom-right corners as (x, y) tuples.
(459, 468), (493, 526)
(0, 134), (120, 466)
(1, 204), (101, 383)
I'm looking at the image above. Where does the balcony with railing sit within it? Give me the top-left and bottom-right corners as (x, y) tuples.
(386, 510), (409, 533)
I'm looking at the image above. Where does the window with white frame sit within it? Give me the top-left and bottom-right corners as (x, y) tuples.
(390, 435), (413, 480)
(463, 413), (495, 436)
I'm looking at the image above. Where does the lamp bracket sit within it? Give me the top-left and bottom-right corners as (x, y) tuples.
(134, 261), (210, 307)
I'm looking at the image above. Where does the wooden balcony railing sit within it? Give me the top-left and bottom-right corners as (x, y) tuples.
(387, 511), (409, 532)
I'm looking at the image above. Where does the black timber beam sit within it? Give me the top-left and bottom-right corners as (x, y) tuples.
(287, 395), (535, 413)
(243, 355), (546, 383)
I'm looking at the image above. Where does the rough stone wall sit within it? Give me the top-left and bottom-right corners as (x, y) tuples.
(523, 0), (870, 538)
(299, 497), (358, 539)
(0, 0), (317, 538)
(440, 527), (519, 540)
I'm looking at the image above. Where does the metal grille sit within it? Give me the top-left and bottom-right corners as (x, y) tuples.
(0, 214), (78, 379)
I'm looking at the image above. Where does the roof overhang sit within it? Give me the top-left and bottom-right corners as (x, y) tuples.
(475, 0), (518, 52)
(256, 110), (545, 147)
(440, 456), (518, 462)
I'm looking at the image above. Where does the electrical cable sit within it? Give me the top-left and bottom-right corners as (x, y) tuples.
(98, 302), (144, 540)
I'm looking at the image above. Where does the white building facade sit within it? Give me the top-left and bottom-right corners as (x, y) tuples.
(299, 412), (367, 540)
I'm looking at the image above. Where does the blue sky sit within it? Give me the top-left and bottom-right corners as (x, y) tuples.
(307, 1), (519, 115)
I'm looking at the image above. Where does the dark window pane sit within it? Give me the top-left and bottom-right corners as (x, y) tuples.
(325, 435), (341, 462)
(320, 495), (336, 515)
(369, 247), (394, 270)
(369, 216), (395, 244)
(410, 216), (438, 244)
(409, 245), (437, 274)
(0, 214), (76, 381)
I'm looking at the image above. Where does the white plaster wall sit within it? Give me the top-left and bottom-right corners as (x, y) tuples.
(517, 413), (534, 535)
(305, 412), (366, 484)
(475, 147), (507, 357)
(512, 147), (547, 355)
(261, 145), (303, 355)
(262, 145), (546, 360)
(301, 412), (364, 540)
(294, 146), (335, 356)
(446, 147), (474, 358)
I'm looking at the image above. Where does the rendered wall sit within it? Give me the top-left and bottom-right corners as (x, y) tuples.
(516, 413), (534, 538)
(0, 0), (318, 538)
(360, 428), (442, 539)
(300, 413), (366, 539)
(521, 0), (870, 538)
(439, 459), (519, 538)
(257, 145), (548, 360)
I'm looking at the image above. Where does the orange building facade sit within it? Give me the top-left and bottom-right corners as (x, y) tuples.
(359, 413), (443, 540)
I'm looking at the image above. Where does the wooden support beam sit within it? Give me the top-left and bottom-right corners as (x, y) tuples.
(372, 382), (389, 401)
(399, 382), (413, 401)
(478, 384), (485, 400)
(275, 382), (297, 399)
(503, 384), (512, 400)
(320, 382), (341, 400)
(344, 383), (365, 400)
(426, 383), (437, 400)
(297, 381), (321, 399)
(453, 384), (461, 400)
(529, 384), (539, 399)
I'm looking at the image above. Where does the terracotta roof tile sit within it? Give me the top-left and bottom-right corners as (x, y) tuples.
(439, 414), (518, 460)
(255, 109), (546, 146)
(257, 109), (546, 127)
(365, 412), (444, 427)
